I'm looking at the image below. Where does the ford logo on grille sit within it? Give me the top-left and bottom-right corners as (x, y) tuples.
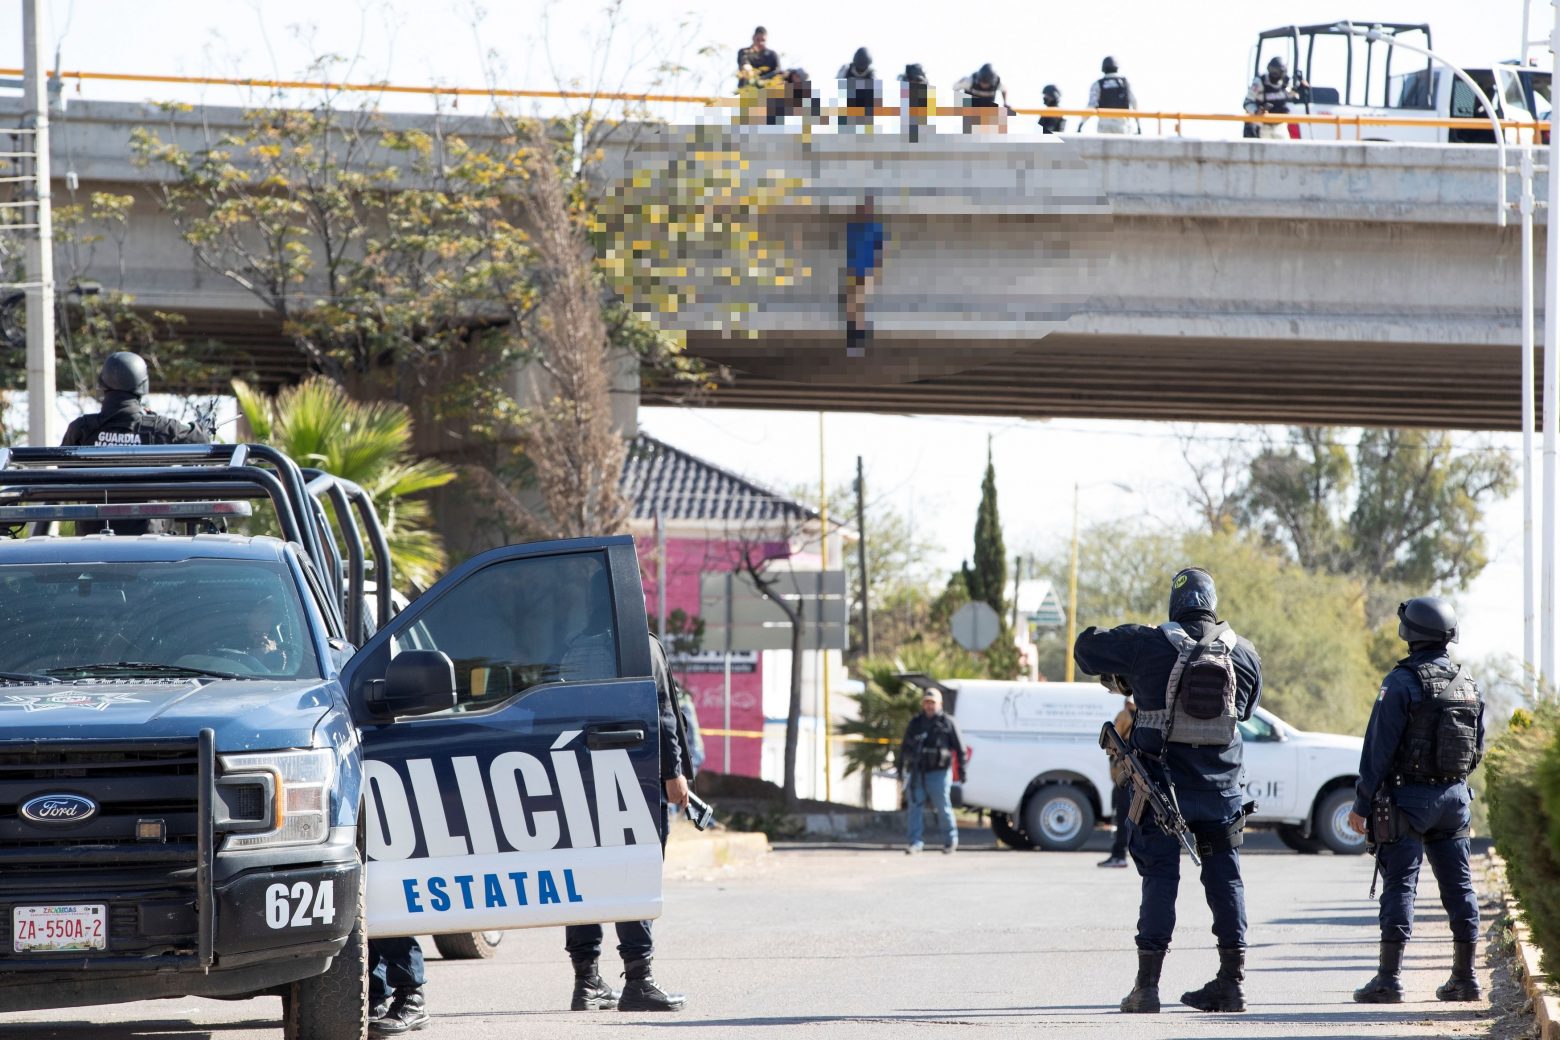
(20, 794), (98, 825)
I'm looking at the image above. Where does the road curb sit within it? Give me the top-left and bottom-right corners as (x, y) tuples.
(664, 829), (770, 871)
(1491, 852), (1560, 1040)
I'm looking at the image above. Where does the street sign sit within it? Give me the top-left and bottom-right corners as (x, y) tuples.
(1030, 587), (1065, 627)
(700, 570), (849, 652)
(950, 600), (1001, 652)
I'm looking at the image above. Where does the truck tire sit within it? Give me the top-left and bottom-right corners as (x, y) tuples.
(1275, 824), (1325, 854)
(1022, 784), (1095, 852)
(283, 867), (367, 1040)
(990, 811), (1035, 850)
(433, 931), (505, 960)
(1313, 788), (1369, 856)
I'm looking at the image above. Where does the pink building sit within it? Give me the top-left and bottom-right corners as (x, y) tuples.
(621, 433), (848, 788)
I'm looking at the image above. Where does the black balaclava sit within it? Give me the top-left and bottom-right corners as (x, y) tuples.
(1168, 567), (1217, 622)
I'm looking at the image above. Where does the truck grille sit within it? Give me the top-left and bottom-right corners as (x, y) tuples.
(0, 741), (201, 850)
(0, 739), (206, 961)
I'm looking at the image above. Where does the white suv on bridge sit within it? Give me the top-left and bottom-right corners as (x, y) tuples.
(934, 679), (1366, 856)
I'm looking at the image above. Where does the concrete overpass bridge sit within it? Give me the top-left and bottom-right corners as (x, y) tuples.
(0, 99), (1540, 430)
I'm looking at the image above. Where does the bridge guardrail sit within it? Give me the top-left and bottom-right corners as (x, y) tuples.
(0, 64), (1547, 142)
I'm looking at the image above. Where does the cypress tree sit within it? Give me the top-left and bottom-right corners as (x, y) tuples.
(968, 440), (1007, 617)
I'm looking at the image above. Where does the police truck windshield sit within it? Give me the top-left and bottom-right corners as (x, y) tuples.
(0, 558), (322, 680)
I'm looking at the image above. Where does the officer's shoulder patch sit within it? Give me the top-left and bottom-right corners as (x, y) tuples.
(1376, 685), (1388, 702)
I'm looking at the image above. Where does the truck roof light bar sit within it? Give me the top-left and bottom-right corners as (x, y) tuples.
(0, 500), (253, 523)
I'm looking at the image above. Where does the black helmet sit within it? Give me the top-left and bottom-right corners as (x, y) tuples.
(1398, 596), (1458, 644)
(851, 47), (872, 72)
(900, 63), (927, 84)
(1168, 567), (1217, 620)
(1043, 84), (1061, 104)
(99, 351), (149, 397)
(976, 63), (997, 86)
(1102, 56), (1119, 74)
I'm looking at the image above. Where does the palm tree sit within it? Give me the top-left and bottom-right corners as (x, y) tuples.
(233, 377), (457, 589)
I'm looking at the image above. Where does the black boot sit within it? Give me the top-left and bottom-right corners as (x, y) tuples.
(1437, 941), (1481, 1002)
(1354, 941), (1406, 1004)
(1181, 946), (1246, 1012)
(618, 958), (686, 1012)
(368, 986), (429, 1036)
(1119, 950), (1164, 1013)
(571, 957), (621, 1011)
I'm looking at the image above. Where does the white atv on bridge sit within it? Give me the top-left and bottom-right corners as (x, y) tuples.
(928, 678), (1366, 856)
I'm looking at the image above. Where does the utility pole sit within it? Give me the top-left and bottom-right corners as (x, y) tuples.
(22, 0), (56, 447)
(1544, 1), (1560, 689)
(854, 455), (872, 658)
(1064, 483), (1080, 682)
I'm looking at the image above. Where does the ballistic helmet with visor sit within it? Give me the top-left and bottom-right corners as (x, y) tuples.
(1168, 567), (1217, 620)
(1397, 596), (1458, 644)
(99, 351), (149, 397)
(1102, 56), (1119, 74)
(1043, 84), (1061, 104)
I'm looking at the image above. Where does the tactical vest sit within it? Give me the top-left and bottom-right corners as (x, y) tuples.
(1136, 622), (1241, 747)
(1393, 662), (1482, 782)
(1096, 76), (1131, 109)
(1257, 76), (1292, 113)
(966, 76), (1000, 104)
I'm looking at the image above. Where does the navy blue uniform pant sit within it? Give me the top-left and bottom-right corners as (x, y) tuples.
(368, 936), (425, 1002)
(1129, 787), (1247, 953)
(565, 801), (669, 963)
(1377, 782), (1479, 944)
(1110, 784), (1133, 859)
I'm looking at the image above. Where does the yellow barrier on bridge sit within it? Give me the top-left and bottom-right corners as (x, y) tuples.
(1, 63), (1547, 141)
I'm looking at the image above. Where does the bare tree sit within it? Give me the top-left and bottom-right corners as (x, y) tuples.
(465, 128), (629, 540)
(1177, 425), (1253, 535)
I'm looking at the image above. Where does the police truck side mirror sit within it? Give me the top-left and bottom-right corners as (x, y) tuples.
(368, 649), (458, 719)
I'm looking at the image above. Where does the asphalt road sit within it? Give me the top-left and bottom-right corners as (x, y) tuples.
(0, 831), (1505, 1039)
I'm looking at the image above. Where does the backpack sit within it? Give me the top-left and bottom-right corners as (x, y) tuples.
(1096, 76), (1131, 109)
(1155, 622), (1240, 746)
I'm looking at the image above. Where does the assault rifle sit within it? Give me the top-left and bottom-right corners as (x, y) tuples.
(1099, 720), (1202, 867)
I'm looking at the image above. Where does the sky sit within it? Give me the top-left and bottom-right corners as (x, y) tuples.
(0, 0), (1545, 664)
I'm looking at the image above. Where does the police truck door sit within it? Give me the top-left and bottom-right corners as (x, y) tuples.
(344, 537), (664, 938)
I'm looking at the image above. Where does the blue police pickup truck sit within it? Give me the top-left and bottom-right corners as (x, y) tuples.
(0, 445), (665, 1039)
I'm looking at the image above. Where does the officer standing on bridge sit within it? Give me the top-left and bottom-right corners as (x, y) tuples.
(1349, 597), (1485, 1005)
(63, 352), (211, 536)
(63, 352), (210, 448)
(1073, 567), (1262, 1014)
(1084, 57), (1138, 134)
(1243, 57), (1304, 139)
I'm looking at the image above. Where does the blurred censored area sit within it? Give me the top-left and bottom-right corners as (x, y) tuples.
(594, 121), (1110, 386)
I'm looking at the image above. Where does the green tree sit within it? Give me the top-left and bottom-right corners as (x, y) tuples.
(1028, 523), (1382, 734)
(1234, 427), (1514, 596)
(963, 442), (1007, 618)
(233, 376), (456, 589)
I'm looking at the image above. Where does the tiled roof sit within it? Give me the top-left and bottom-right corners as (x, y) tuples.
(621, 432), (818, 524)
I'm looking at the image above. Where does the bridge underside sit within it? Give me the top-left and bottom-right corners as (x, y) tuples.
(656, 332), (1532, 431)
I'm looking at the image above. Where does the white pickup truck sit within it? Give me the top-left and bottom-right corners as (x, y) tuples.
(931, 678), (1367, 856)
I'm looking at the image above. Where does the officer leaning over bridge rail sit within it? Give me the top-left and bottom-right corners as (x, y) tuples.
(1348, 596), (1485, 1005)
(1073, 567), (1262, 1014)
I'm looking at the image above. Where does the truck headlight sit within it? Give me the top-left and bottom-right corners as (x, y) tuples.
(218, 748), (334, 850)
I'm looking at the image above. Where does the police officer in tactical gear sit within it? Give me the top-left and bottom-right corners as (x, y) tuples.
(1349, 596), (1485, 1005)
(1244, 56), (1305, 139)
(955, 64), (1009, 133)
(1086, 56), (1138, 134)
(63, 352), (211, 536)
(1073, 567), (1263, 1014)
(1039, 85), (1066, 134)
(64, 352), (210, 448)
